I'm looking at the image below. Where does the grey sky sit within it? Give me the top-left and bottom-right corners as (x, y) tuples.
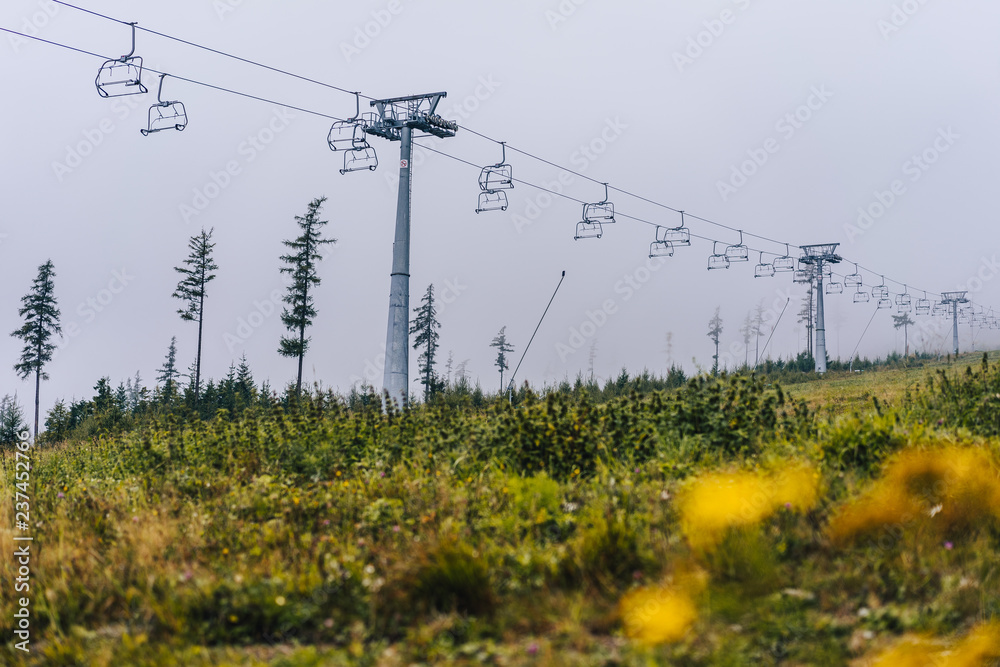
(2, 0), (999, 417)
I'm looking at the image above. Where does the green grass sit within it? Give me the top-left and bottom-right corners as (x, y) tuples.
(4, 355), (1000, 665)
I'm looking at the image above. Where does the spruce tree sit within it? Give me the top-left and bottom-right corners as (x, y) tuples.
(157, 336), (181, 402)
(278, 197), (336, 398)
(490, 326), (515, 392)
(706, 307), (723, 376)
(0, 394), (28, 447)
(173, 228), (218, 401)
(11, 259), (62, 439)
(409, 284), (442, 401)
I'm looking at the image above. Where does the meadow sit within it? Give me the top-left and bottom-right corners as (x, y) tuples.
(4, 353), (1000, 665)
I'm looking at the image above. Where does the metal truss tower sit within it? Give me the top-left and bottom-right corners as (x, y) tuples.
(364, 92), (458, 407)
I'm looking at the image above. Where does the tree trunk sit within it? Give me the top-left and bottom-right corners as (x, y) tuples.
(33, 363), (40, 441)
(296, 322), (305, 398)
(195, 290), (204, 401)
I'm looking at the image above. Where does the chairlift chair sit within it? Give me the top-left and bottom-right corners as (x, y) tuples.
(825, 281), (844, 295)
(932, 302), (949, 317)
(478, 142), (514, 192)
(915, 292), (931, 315)
(754, 252), (775, 278)
(574, 221), (603, 240)
(708, 241), (730, 270)
(822, 263), (833, 279)
(340, 146), (378, 174)
(583, 183), (615, 225)
(140, 75), (187, 136)
(773, 244), (795, 273)
(845, 264), (863, 289)
(476, 190), (508, 213)
(725, 230), (749, 262)
(853, 290), (871, 304)
(662, 211), (691, 247)
(793, 268), (813, 284)
(895, 288), (912, 313)
(95, 22), (148, 98)
(877, 298), (892, 310)
(329, 93), (378, 174)
(871, 276), (889, 300)
(649, 227), (675, 258)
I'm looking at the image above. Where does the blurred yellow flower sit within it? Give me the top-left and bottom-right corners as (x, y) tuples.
(865, 622), (1000, 666)
(679, 463), (821, 550)
(620, 586), (697, 646)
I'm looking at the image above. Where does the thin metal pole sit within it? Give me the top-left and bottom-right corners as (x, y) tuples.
(850, 306), (880, 373)
(754, 298), (789, 372)
(383, 126), (412, 407)
(507, 271), (566, 394)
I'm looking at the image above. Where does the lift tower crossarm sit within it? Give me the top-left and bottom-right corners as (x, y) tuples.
(363, 91), (458, 408)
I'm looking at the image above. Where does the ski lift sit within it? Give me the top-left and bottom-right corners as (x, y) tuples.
(853, 289), (871, 304)
(932, 302), (949, 317)
(725, 230), (749, 262)
(793, 267), (813, 284)
(328, 93), (378, 174)
(708, 241), (730, 270)
(895, 287), (912, 313)
(877, 298), (892, 310)
(661, 210), (691, 247)
(140, 75), (187, 136)
(583, 183), (615, 225)
(826, 280), (844, 295)
(341, 146), (378, 174)
(959, 309), (971, 325)
(95, 22), (148, 98)
(871, 276), (889, 300)
(754, 252), (775, 278)
(478, 141), (514, 192)
(915, 291), (931, 315)
(574, 220), (602, 240)
(845, 263), (863, 289)
(476, 190), (508, 213)
(822, 263), (833, 279)
(773, 244), (795, 273)
(476, 142), (513, 213)
(649, 227), (675, 258)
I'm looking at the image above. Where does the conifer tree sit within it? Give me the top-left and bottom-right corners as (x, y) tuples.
(173, 228), (218, 401)
(11, 259), (61, 439)
(157, 336), (181, 402)
(410, 284), (442, 401)
(490, 326), (515, 392)
(707, 307), (723, 376)
(278, 198), (336, 398)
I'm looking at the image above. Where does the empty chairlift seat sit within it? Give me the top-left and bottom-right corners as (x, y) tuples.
(95, 22), (147, 98)
(141, 75), (187, 136)
(476, 142), (514, 213)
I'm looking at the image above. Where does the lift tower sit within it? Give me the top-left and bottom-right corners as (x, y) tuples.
(364, 92), (458, 407)
(798, 244), (842, 374)
(940, 291), (970, 356)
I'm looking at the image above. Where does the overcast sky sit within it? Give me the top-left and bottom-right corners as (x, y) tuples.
(2, 0), (999, 415)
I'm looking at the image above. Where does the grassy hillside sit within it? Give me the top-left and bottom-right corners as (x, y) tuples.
(4, 354), (1000, 665)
